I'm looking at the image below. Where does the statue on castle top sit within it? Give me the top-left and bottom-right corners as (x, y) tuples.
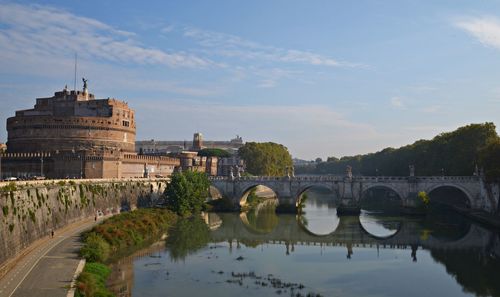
(82, 78), (88, 91)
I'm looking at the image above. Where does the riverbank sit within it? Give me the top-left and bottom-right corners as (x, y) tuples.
(75, 209), (178, 297)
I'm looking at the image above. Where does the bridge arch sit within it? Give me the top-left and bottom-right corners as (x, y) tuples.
(295, 184), (338, 206)
(208, 185), (223, 200)
(360, 184), (404, 211)
(425, 184), (473, 208)
(238, 184), (279, 207)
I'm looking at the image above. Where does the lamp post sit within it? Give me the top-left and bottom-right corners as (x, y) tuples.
(79, 154), (83, 179)
(40, 155), (44, 177)
(0, 153), (2, 181)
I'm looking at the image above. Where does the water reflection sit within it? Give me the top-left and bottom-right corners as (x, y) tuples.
(109, 208), (500, 297)
(299, 187), (340, 235)
(166, 216), (211, 261)
(359, 210), (401, 238)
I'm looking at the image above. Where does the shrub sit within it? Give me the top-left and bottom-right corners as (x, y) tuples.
(76, 262), (113, 297)
(80, 233), (111, 262)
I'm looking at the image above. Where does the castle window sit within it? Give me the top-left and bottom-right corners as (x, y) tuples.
(122, 120), (130, 127)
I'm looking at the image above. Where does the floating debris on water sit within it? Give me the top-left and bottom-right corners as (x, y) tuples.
(210, 270), (323, 296)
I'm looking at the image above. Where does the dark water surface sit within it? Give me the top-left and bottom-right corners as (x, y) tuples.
(108, 191), (500, 297)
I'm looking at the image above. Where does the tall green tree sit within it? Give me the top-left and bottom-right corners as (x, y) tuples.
(478, 137), (500, 181)
(238, 142), (293, 176)
(164, 171), (210, 215)
(297, 123), (499, 176)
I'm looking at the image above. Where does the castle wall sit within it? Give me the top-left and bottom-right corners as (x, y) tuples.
(0, 178), (169, 277)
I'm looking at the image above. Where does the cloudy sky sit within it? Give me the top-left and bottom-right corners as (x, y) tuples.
(0, 0), (499, 159)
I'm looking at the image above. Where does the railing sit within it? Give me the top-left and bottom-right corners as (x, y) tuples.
(0, 177), (170, 189)
(209, 175), (480, 182)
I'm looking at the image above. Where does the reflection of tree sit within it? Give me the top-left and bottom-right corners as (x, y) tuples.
(417, 209), (470, 241)
(430, 248), (500, 297)
(244, 206), (279, 234)
(166, 217), (211, 261)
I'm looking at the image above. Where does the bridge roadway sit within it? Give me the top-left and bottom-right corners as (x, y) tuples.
(206, 213), (498, 252)
(210, 175), (497, 212)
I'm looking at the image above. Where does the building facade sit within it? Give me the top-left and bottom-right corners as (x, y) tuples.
(136, 134), (244, 155)
(1, 85), (179, 179)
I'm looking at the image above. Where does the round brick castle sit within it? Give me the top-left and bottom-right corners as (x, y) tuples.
(6, 88), (136, 153)
(1, 85), (179, 179)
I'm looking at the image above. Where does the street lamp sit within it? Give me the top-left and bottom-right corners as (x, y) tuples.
(79, 154), (83, 179)
(40, 155), (44, 177)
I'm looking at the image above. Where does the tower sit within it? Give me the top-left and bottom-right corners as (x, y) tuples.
(192, 132), (203, 151)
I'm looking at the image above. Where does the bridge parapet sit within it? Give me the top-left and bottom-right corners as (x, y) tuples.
(210, 174), (492, 212)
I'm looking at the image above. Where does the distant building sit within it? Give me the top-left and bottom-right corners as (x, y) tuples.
(177, 151), (218, 176)
(217, 156), (246, 177)
(192, 132), (203, 151)
(1, 84), (179, 179)
(136, 134), (244, 155)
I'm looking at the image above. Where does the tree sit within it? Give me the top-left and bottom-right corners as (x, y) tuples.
(478, 137), (500, 181)
(238, 142), (293, 176)
(197, 148), (231, 158)
(315, 157), (323, 163)
(297, 123), (499, 176)
(164, 171), (210, 216)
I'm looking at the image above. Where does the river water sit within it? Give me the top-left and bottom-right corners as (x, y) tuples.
(108, 190), (500, 297)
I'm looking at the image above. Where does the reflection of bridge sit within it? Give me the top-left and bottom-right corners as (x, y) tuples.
(210, 175), (497, 212)
(206, 213), (499, 253)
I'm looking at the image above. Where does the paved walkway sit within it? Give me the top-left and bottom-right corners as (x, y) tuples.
(0, 218), (100, 297)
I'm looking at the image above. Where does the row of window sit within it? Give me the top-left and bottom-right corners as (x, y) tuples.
(10, 124), (134, 132)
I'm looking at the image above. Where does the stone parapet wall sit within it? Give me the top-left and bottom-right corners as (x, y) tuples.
(0, 178), (168, 270)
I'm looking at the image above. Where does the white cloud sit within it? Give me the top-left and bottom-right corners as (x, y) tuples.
(0, 3), (212, 68)
(421, 105), (441, 113)
(183, 27), (353, 68)
(161, 25), (175, 33)
(390, 96), (405, 109)
(455, 16), (500, 49)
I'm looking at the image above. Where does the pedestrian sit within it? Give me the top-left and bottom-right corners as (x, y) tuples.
(51, 230), (54, 238)
(94, 215), (97, 222)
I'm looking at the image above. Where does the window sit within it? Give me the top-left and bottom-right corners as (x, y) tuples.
(122, 121), (130, 127)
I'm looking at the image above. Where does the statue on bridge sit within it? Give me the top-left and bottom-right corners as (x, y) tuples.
(409, 165), (415, 177)
(346, 166), (353, 180)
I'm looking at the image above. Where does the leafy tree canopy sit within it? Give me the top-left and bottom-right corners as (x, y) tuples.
(164, 171), (210, 215)
(238, 142), (293, 176)
(478, 137), (500, 181)
(197, 148), (232, 158)
(297, 123), (499, 177)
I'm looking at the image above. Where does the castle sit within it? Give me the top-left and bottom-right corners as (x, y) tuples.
(1, 83), (179, 179)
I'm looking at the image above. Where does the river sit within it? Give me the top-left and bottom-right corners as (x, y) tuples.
(108, 188), (500, 297)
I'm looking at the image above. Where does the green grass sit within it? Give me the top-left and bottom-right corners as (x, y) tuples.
(75, 262), (113, 297)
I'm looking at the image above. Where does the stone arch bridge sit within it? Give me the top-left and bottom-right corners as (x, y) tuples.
(209, 175), (497, 213)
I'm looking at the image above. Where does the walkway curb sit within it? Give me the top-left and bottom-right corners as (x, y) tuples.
(67, 259), (86, 297)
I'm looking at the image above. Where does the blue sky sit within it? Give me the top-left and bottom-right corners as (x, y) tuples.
(0, 0), (499, 159)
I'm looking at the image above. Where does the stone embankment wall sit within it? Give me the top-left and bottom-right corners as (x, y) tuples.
(0, 178), (168, 269)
